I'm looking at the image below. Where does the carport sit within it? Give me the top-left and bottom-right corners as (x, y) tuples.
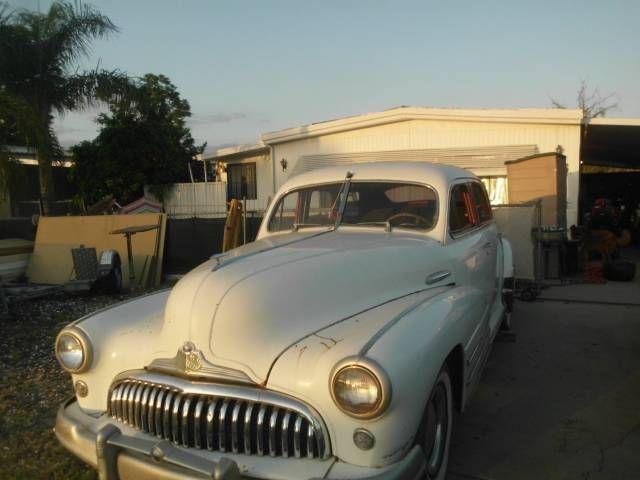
(579, 118), (640, 229)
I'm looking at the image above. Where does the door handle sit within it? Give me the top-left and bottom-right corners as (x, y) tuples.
(426, 270), (451, 285)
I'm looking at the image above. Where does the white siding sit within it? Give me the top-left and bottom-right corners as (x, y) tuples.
(271, 119), (582, 225)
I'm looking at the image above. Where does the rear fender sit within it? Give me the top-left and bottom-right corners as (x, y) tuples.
(499, 235), (514, 280)
(498, 235), (514, 314)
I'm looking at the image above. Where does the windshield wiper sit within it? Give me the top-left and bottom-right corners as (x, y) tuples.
(352, 221), (392, 232)
(333, 171), (354, 229)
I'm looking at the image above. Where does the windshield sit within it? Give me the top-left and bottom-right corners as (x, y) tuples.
(268, 181), (437, 232)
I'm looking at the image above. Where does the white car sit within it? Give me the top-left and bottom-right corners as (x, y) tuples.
(55, 162), (514, 480)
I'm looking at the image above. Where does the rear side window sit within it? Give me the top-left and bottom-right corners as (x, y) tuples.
(449, 184), (474, 233)
(470, 182), (493, 223)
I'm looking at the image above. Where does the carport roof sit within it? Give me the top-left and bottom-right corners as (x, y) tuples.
(582, 118), (640, 168)
(202, 143), (269, 162)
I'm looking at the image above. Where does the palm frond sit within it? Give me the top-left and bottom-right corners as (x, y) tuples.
(0, 2), (14, 25)
(43, 1), (118, 71)
(60, 67), (133, 113)
(0, 88), (41, 142)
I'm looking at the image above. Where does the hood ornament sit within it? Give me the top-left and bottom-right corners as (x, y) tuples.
(181, 342), (203, 372)
(147, 342), (254, 384)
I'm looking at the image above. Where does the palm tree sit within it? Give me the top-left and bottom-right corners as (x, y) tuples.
(0, 90), (32, 201)
(0, 1), (130, 213)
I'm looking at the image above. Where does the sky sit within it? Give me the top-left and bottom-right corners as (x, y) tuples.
(9, 0), (640, 152)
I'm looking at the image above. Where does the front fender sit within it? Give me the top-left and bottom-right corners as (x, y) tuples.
(64, 290), (171, 413)
(267, 284), (481, 469)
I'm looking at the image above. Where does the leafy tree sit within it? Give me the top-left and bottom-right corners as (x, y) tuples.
(0, 0), (131, 213)
(0, 91), (26, 200)
(70, 74), (205, 206)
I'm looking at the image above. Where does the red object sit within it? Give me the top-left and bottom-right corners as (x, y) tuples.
(584, 261), (606, 284)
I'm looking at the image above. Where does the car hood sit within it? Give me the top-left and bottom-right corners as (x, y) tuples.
(159, 229), (449, 383)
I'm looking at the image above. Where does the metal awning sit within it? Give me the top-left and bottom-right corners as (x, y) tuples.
(291, 144), (539, 177)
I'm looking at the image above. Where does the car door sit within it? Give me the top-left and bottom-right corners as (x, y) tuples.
(447, 181), (493, 392)
(468, 181), (499, 303)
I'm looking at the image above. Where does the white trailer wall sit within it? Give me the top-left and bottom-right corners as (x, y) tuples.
(267, 117), (582, 225)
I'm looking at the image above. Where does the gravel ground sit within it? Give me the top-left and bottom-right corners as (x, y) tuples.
(0, 290), (156, 480)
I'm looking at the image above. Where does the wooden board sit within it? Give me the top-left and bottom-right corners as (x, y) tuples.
(507, 153), (567, 227)
(26, 214), (166, 288)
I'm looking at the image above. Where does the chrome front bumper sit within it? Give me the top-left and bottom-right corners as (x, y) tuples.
(55, 397), (426, 480)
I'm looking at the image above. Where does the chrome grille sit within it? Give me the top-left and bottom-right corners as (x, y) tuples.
(107, 375), (329, 459)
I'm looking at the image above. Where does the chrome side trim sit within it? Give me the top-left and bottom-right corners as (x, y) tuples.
(359, 286), (451, 356)
(211, 230), (332, 270)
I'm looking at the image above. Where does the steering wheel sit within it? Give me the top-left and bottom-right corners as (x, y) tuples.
(386, 212), (431, 228)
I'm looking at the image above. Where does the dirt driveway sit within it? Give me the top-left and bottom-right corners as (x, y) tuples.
(448, 290), (640, 480)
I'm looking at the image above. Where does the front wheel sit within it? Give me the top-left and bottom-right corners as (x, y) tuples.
(416, 367), (453, 479)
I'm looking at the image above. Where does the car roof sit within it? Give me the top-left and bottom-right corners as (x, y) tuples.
(280, 161), (477, 193)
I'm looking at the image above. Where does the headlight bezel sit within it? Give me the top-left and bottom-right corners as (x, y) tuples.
(55, 327), (93, 374)
(330, 357), (391, 420)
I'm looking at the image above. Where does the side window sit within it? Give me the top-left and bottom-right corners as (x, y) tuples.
(470, 182), (493, 224)
(268, 192), (297, 231)
(449, 184), (474, 234)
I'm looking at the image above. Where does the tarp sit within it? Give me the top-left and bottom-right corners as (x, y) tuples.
(0, 239), (34, 282)
(26, 214), (166, 288)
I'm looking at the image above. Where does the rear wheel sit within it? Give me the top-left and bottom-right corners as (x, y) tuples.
(416, 368), (453, 480)
(107, 263), (123, 293)
(99, 255), (123, 294)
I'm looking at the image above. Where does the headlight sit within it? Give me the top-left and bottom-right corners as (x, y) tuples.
(330, 360), (391, 419)
(55, 328), (92, 373)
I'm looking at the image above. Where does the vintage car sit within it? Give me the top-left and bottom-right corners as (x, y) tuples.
(54, 162), (514, 480)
